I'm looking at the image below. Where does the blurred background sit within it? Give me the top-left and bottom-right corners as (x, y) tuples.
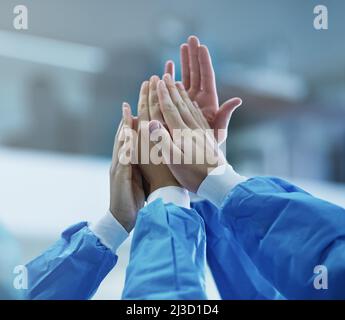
(0, 0), (344, 299)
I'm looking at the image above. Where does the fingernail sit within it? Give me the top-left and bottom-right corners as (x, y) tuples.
(188, 35), (200, 45)
(176, 81), (185, 90)
(149, 121), (161, 134)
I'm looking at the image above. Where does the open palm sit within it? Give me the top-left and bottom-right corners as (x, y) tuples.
(165, 36), (242, 143)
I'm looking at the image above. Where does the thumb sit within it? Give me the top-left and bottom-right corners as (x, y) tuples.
(214, 98), (242, 131)
(118, 102), (135, 168)
(149, 120), (182, 165)
(213, 98), (242, 142)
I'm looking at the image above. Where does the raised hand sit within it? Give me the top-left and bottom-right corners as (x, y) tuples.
(137, 77), (180, 194)
(148, 74), (227, 192)
(165, 36), (242, 143)
(109, 104), (145, 232)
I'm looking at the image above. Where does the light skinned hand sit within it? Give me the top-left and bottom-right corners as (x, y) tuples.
(109, 103), (145, 232)
(164, 35), (242, 143)
(148, 74), (227, 192)
(137, 78), (180, 194)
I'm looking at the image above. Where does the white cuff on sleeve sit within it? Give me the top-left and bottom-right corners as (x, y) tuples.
(89, 211), (129, 254)
(147, 186), (190, 209)
(197, 164), (247, 208)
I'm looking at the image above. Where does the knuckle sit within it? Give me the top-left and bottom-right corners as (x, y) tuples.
(163, 102), (175, 111)
(180, 91), (188, 99)
(166, 105), (177, 114)
(166, 83), (175, 90)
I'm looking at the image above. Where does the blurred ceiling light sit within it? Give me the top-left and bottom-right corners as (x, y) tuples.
(221, 64), (308, 101)
(0, 30), (107, 73)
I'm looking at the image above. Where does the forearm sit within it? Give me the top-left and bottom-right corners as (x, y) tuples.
(122, 188), (207, 300)
(26, 213), (128, 300)
(191, 199), (280, 300)
(198, 167), (345, 299)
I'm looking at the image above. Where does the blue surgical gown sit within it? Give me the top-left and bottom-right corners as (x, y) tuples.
(25, 201), (207, 300)
(192, 200), (283, 300)
(25, 177), (345, 299)
(216, 176), (345, 299)
(26, 222), (117, 299)
(122, 199), (207, 299)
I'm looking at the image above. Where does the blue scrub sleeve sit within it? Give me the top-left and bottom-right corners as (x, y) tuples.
(192, 200), (282, 300)
(122, 200), (207, 300)
(220, 177), (345, 299)
(25, 222), (117, 300)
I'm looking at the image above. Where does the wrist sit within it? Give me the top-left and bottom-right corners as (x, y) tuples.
(89, 211), (129, 253)
(147, 186), (190, 209)
(109, 207), (135, 233)
(191, 157), (227, 192)
(115, 216), (134, 233)
(197, 163), (247, 208)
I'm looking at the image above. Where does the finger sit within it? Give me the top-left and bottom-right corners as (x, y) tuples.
(174, 81), (203, 129)
(148, 75), (164, 123)
(157, 79), (187, 133)
(149, 120), (183, 166)
(132, 116), (139, 132)
(213, 98), (242, 141)
(137, 81), (149, 161)
(187, 35), (201, 91)
(137, 81), (149, 123)
(198, 45), (216, 93)
(164, 60), (175, 81)
(111, 119), (124, 168)
(120, 102), (133, 145)
(118, 103), (135, 166)
(192, 101), (211, 130)
(163, 73), (184, 105)
(120, 103), (140, 169)
(122, 102), (133, 128)
(163, 74), (198, 128)
(180, 43), (190, 90)
(183, 100), (210, 130)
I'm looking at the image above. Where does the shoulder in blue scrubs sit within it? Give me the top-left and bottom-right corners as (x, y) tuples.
(196, 164), (345, 300)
